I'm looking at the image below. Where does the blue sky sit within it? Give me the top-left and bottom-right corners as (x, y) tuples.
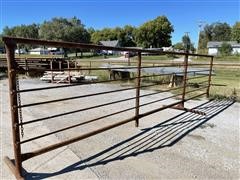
(0, 0), (239, 46)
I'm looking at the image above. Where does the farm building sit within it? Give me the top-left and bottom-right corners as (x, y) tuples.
(29, 47), (50, 55)
(207, 41), (240, 55)
(99, 40), (120, 55)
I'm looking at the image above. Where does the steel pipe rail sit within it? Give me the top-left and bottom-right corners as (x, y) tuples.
(3, 36), (214, 58)
(3, 36), (214, 179)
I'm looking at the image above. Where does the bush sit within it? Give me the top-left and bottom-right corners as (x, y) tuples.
(219, 42), (232, 56)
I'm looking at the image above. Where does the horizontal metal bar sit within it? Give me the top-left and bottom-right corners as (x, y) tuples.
(19, 84), (185, 127)
(139, 86), (208, 109)
(17, 70), (209, 94)
(3, 36), (214, 58)
(20, 93), (183, 143)
(18, 81), (166, 108)
(21, 115), (137, 161)
(186, 75), (209, 80)
(20, 85), (204, 144)
(139, 92), (206, 118)
(21, 98), (188, 161)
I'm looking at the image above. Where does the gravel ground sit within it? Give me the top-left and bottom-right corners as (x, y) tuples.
(1, 78), (239, 179)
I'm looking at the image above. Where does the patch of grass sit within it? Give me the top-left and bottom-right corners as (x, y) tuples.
(193, 55), (240, 64)
(133, 55), (179, 61)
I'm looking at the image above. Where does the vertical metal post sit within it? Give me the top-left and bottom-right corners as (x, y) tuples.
(5, 41), (23, 179)
(50, 60), (53, 83)
(206, 56), (214, 98)
(127, 52), (130, 66)
(67, 61), (71, 84)
(24, 57), (28, 76)
(59, 61), (62, 71)
(135, 52), (141, 127)
(181, 53), (189, 107)
(89, 61), (91, 74)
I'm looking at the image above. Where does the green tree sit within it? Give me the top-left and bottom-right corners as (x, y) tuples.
(219, 42), (232, 56)
(39, 17), (90, 57)
(231, 22), (240, 43)
(135, 16), (174, 48)
(39, 17), (90, 43)
(2, 24), (39, 50)
(91, 28), (117, 44)
(182, 35), (191, 51)
(198, 22), (232, 49)
(173, 42), (185, 51)
(90, 25), (136, 47)
(2, 24), (39, 39)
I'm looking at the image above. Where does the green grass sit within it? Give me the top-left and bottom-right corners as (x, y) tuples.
(209, 68), (240, 101)
(193, 55), (240, 64)
(132, 55), (179, 61)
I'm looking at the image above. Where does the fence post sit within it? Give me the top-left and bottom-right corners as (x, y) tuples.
(24, 57), (28, 76)
(206, 56), (214, 98)
(50, 60), (53, 83)
(4, 40), (23, 179)
(135, 52), (142, 127)
(67, 61), (71, 84)
(89, 61), (91, 74)
(59, 61), (62, 71)
(181, 53), (189, 107)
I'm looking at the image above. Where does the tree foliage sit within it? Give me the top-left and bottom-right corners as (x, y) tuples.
(182, 35), (191, 51)
(198, 22), (232, 49)
(173, 42), (185, 51)
(2, 24), (39, 49)
(90, 25), (136, 47)
(135, 16), (174, 48)
(2, 24), (39, 39)
(39, 17), (90, 43)
(231, 22), (240, 43)
(219, 42), (232, 56)
(174, 35), (195, 53)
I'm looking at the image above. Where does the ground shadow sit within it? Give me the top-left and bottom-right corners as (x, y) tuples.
(24, 99), (235, 179)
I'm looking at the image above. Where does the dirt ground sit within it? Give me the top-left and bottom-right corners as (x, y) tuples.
(0, 78), (239, 179)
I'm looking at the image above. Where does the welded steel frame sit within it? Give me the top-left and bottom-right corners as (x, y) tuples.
(2, 36), (214, 179)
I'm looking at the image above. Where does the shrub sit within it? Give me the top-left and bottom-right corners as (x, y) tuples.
(219, 42), (232, 56)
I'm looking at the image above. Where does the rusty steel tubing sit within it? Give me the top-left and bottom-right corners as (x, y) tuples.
(20, 99), (188, 162)
(139, 92), (207, 118)
(18, 81), (166, 108)
(2, 36), (214, 58)
(186, 75), (209, 80)
(18, 82), (170, 126)
(135, 52), (142, 127)
(16, 69), (210, 94)
(206, 56), (214, 98)
(21, 115), (137, 161)
(19, 84), (186, 126)
(181, 54), (189, 107)
(139, 86), (208, 109)
(19, 86), (207, 144)
(19, 92), (186, 143)
(5, 42), (23, 178)
(15, 64), (186, 73)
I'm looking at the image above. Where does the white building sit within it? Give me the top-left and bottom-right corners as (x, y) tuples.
(207, 41), (240, 55)
(99, 40), (120, 55)
(29, 48), (50, 55)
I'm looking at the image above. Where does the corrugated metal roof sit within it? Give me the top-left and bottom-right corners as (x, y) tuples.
(207, 41), (240, 48)
(99, 40), (119, 47)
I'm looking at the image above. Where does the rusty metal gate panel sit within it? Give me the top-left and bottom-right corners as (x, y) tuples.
(2, 36), (214, 179)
